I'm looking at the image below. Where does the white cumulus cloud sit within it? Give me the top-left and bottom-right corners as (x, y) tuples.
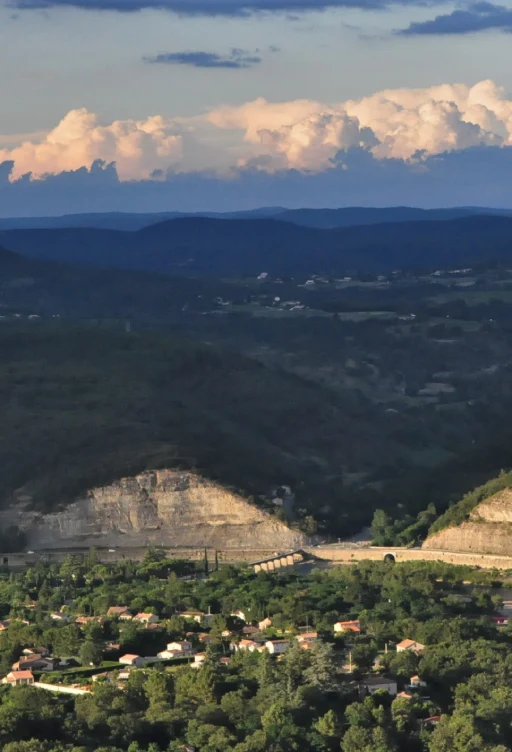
(3, 80), (512, 179)
(0, 109), (184, 181)
(207, 79), (512, 170)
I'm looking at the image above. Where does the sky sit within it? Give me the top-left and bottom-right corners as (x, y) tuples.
(2, 0), (512, 213)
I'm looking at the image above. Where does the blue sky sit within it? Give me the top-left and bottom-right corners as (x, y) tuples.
(2, 0), (512, 211)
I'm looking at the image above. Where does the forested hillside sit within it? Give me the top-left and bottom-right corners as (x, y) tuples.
(4, 214), (512, 277)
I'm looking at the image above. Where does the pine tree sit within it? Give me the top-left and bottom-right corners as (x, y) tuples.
(204, 548), (209, 575)
(304, 641), (340, 692)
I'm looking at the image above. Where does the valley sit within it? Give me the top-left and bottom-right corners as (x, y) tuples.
(2, 209), (512, 553)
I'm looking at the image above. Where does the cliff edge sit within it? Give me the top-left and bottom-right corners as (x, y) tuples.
(0, 469), (306, 550)
(423, 487), (512, 555)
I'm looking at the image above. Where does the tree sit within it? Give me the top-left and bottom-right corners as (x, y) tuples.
(341, 726), (397, 752)
(370, 510), (394, 546)
(304, 641), (339, 692)
(79, 640), (103, 666)
(315, 709), (340, 739)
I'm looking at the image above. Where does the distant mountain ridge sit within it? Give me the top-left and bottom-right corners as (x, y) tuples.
(4, 213), (512, 277)
(1, 205), (512, 232)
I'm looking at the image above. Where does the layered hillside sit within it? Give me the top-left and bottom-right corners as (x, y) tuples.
(424, 475), (512, 555)
(0, 469), (305, 550)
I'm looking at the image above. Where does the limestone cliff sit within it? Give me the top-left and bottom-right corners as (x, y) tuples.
(0, 470), (306, 550)
(423, 488), (512, 555)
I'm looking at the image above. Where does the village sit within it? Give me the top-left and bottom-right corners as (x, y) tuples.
(0, 595), (467, 727)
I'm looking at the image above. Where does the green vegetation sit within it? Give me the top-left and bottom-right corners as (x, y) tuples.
(0, 325), (386, 530)
(0, 554), (509, 751)
(428, 470), (512, 536)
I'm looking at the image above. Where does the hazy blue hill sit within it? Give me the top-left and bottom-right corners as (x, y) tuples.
(276, 206), (493, 229)
(0, 207), (285, 232)
(2, 205), (508, 232)
(5, 213), (512, 277)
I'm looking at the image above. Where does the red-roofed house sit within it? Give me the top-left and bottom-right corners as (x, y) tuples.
(334, 620), (361, 634)
(134, 613), (159, 625)
(2, 670), (34, 686)
(396, 639), (425, 654)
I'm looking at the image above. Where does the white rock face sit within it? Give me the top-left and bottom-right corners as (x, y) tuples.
(1, 470), (305, 550)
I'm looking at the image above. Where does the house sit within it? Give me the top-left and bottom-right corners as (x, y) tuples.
(157, 650), (179, 660)
(232, 639), (259, 652)
(491, 616), (509, 627)
(75, 616), (102, 626)
(219, 656), (231, 666)
(2, 670), (34, 686)
(296, 632), (318, 645)
(258, 618), (272, 631)
(50, 612), (69, 623)
(192, 653), (206, 669)
(242, 626), (259, 636)
(334, 620), (361, 634)
(92, 671), (114, 684)
(180, 610), (204, 624)
(396, 639), (425, 654)
(264, 639), (289, 655)
(0, 621), (9, 631)
(12, 655), (57, 671)
(107, 606), (131, 618)
(119, 654), (146, 668)
(134, 613), (159, 625)
(22, 647), (49, 658)
(422, 716), (441, 727)
(166, 641), (193, 654)
(231, 610), (247, 622)
(198, 633), (214, 645)
(397, 691), (413, 700)
(359, 676), (398, 697)
(409, 675), (427, 689)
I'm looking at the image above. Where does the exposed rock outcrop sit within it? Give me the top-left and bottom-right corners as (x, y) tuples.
(423, 488), (512, 555)
(0, 470), (306, 550)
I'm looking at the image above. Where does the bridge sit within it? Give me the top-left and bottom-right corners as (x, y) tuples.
(250, 549), (308, 572)
(303, 545), (512, 571)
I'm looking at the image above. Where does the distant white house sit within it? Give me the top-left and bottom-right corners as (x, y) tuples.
(134, 613), (159, 625)
(396, 639), (425, 654)
(166, 641), (193, 654)
(119, 654), (146, 668)
(50, 612), (69, 623)
(264, 639), (289, 655)
(359, 676), (397, 697)
(334, 620), (361, 635)
(258, 618), (272, 631)
(192, 653), (206, 669)
(180, 609), (204, 624)
(231, 610), (247, 622)
(232, 639), (259, 653)
(296, 632), (317, 644)
(409, 675), (427, 688)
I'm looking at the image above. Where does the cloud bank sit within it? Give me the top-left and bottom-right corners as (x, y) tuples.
(2, 79), (512, 189)
(398, 2), (512, 36)
(3, 145), (512, 216)
(144, 48), (262, 69)
(5, 0), (450, 14)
